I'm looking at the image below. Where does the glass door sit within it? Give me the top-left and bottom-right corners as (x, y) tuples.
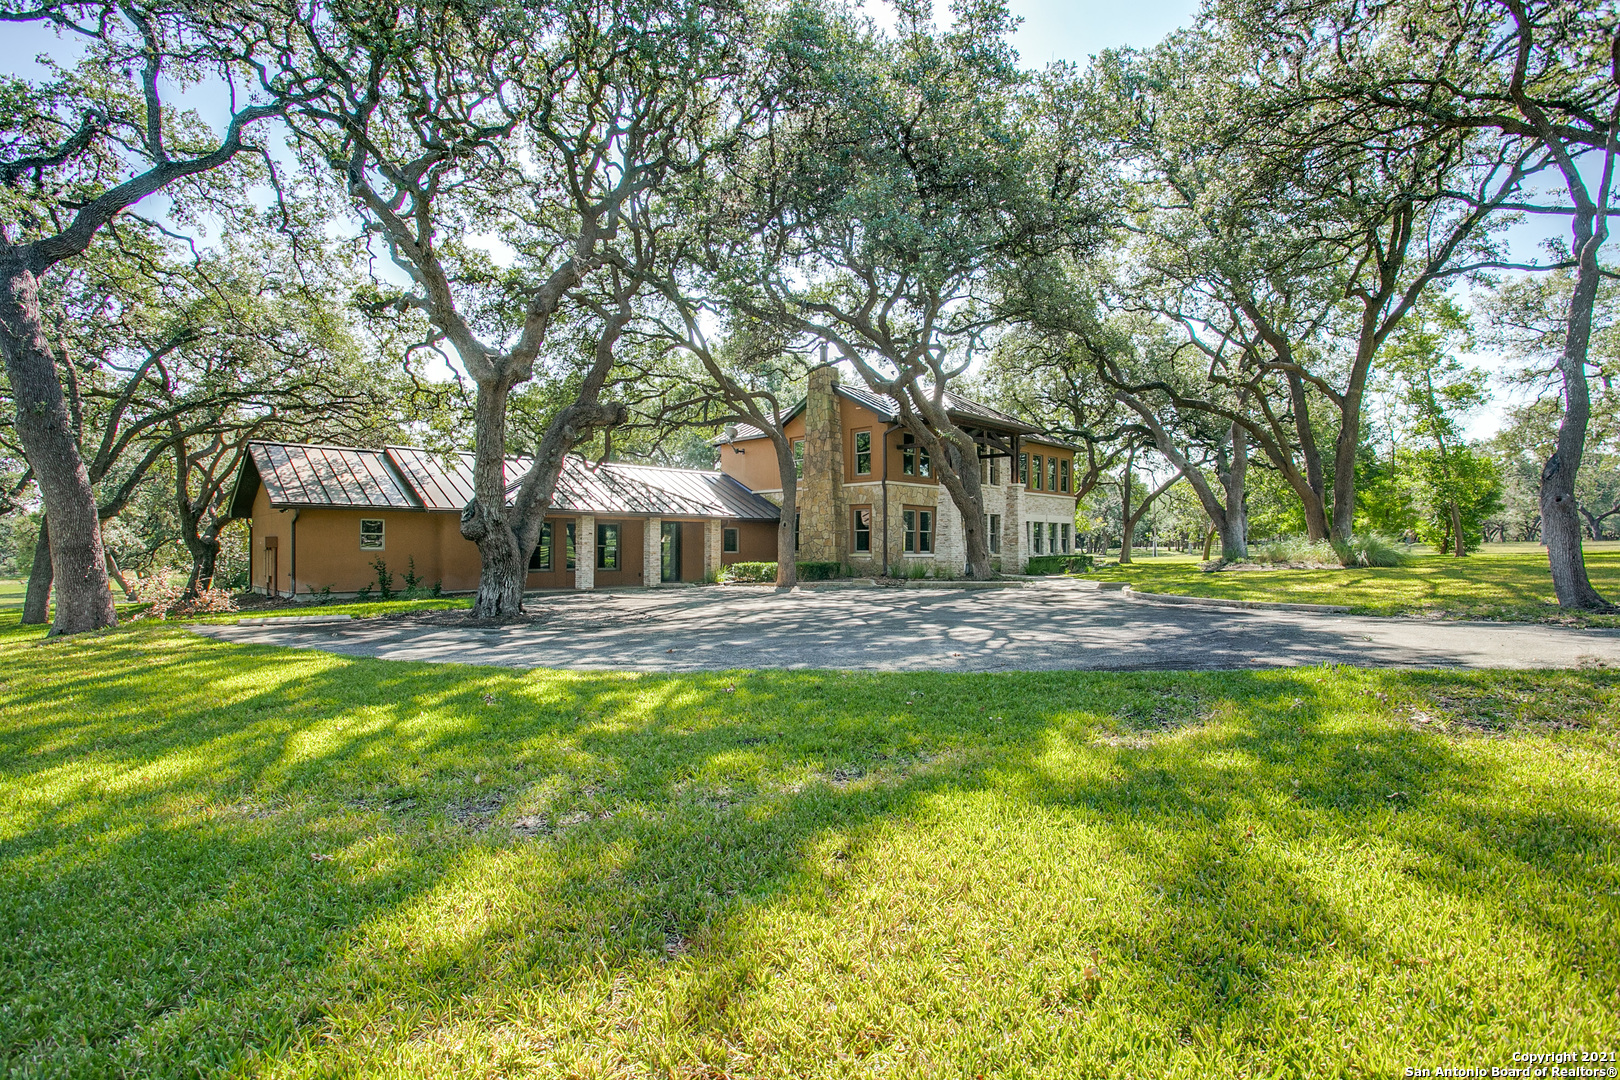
(660, 521), (681, 582)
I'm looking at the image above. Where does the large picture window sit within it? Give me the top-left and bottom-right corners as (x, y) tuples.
(596, 523), (620, 570)
(529, 521), (552, 571)
(854, 430), (872, 475)
(852, 507), (872, 552)
(359, 519), (384, 550)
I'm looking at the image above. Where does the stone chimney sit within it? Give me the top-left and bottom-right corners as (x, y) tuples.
(797, 365), (845, 563)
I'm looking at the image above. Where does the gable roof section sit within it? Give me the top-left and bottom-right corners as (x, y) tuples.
(245, 442), (420, 511)
(236, 441), (779, 520)
(720, 384), (1039, 442)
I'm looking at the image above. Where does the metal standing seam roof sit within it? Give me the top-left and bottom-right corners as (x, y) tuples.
(719, 384), (1040, 442)
(249, 443), (419, 509)
(245, 441), (780, 520)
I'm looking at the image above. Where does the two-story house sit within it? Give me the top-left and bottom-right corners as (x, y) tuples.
(231, 369), (1079, 596)
(717, 368), (1081, 575)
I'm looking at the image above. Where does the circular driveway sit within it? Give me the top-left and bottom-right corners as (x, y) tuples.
(191, 580), (1620, 672)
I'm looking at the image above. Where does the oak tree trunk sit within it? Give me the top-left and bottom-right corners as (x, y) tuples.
(22, 517), (50, 625)
(768, 431), (799, 588)
(1540, 205), (1609, 609)
(0, 262), (114, 634)
(462, 377), (526, 618)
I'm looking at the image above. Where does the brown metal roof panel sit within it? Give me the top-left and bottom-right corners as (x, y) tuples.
(261, 443), (315, 505)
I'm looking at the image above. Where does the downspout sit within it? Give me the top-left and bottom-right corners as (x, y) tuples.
(882, 422), (898, 577)
(289, 509), (299, 599)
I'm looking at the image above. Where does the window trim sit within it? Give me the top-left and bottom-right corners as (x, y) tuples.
(359, 518), (385, 551)
(853, 429), (872, 476)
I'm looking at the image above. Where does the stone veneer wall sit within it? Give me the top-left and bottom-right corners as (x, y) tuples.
(1021, 491), (1080, 556)
(797, 367), (846, 564)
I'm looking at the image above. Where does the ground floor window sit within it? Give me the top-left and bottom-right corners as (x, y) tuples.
(565, 522), (577, 569)
(852, 507), (872, 553)
(903, 508), (933, 554)
(597, 522), (620, 569)
(1032, 520), (1045, 554)
(360, 518), (384, 550)
(988, 513), (1001, 554)
(530, 521), (552, 570)
(1062, 523), (1071, 553)
(794, 512), (800, 552)
(723, 526), (739, 553)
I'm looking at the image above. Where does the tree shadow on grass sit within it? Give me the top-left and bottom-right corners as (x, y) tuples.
(1, 631), (1616, 1077)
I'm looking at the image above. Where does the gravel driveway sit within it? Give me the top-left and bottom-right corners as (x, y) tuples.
(191, 580), (1620, 672)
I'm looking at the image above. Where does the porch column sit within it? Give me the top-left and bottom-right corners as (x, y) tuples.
(703, 519), (722, 582)
(575, 515), (596, 590)
(644, 516), (662, 586)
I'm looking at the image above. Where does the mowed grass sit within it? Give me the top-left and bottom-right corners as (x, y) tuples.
(0, 578), (25, 610)
(1096, 548), (1620, 625)
(1, 626), (1618, 1079)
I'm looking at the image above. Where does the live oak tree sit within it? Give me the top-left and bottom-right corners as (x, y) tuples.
(268, 0), (754, 616)
(730, 0), (1098, 579)
(11, 227), (383, 618)
(0, 0), (294, 633)
(1228, 0), (1619, 603)
(1082, 26), (1541, 551)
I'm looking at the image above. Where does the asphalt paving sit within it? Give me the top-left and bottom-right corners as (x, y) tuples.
(190, 580), (1620, 672)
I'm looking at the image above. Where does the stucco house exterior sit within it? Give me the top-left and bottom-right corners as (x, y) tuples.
(230, 371), (1079, 597)
(232, 444), (779, 597)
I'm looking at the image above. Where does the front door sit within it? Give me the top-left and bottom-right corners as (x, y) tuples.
(661, 521), (681, 582)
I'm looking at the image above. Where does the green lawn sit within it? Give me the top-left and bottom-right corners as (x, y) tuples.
(1, 618), (1616, 1077)
(1095, 548), (1620, 625)
(0, 577), (25, 610)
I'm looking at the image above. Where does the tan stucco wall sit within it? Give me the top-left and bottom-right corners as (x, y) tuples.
(723, 520), (778, 565)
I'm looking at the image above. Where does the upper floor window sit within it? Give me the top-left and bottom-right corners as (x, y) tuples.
(723, 527), (739, 553)
(854, 431), (872, 475)
(991, 457), (1000, 486)
(1019, 453), (1028, 485)
(901, 434), (930, 477)
(852, 507), (872, 552)
(1060, 459), (1071, 493)
(1033, 454), (1045, 491)
(1047, 457), (1058, 492)
(793, 439), (805, 479)
(359, 519), (384, 550)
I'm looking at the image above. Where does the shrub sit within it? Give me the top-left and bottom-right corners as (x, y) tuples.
(1024, 554), (1096, 575)
(1334, 533), (1412, 568)
(1253, 535), (1341, 566)
(131, 577), (237, 619)
(797, 561), (843, 581)
(369, 556), (395, 600)
(720, 561), (777, 583)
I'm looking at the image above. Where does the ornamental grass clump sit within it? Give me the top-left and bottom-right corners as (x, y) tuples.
(1334, 532), (1413, 568)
